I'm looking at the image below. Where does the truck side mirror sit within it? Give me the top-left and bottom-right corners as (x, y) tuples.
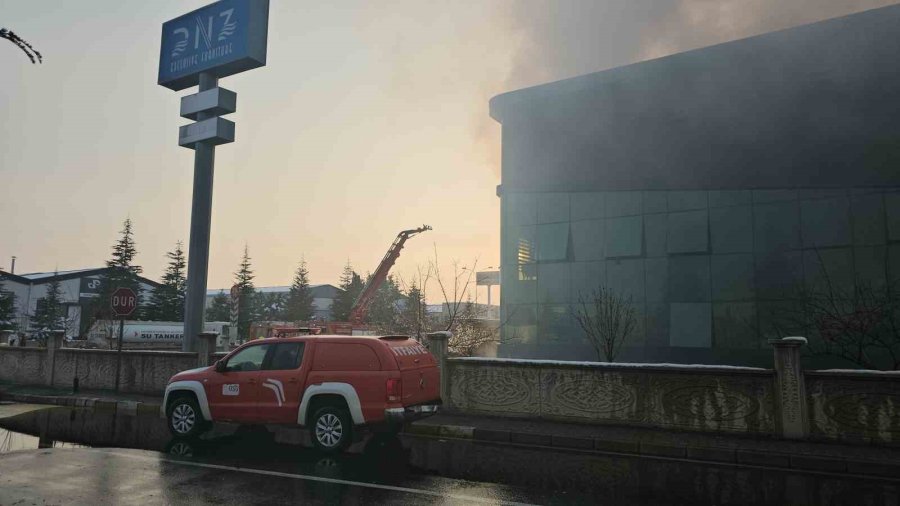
(214, 360), (226, 373)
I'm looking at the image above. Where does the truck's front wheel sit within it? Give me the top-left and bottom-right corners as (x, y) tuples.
(311, 405), (352, 452)
(167, 395), (207, 438)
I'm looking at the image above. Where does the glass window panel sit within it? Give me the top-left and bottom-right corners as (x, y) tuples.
(802, 248), (854, 295)
(855, 246), (886, 289)
(503, 304), (537, 345)
(538, 304), (578, 344)
(754, 251), (803, 300)
(505, 193), (537, 226)
(667, 210), (709, 254)
(889, 244), (900, 284)
(570, 261), (605, 302)
(800, 197), (851, 248)
(605, 216), (643, 258)
(668, 255), (711, 302)
(757, 300), (808, 342)
(645, 258), (668, 302)
(226, 344), (270, 372)
(710, 254), (755, 301)
(511, 225), (536, 265)
(644, 213), (667, 257)
(536, 223), (570, 262)
(753, 201), (800, 252)
(266, 343), (305, 370)
(645, 302), (669, 347)
(606, 259), (645, 301)
(538, 263), (570, 303)
(710, 206), (753, 254)
(502, 266), (535, 304)
(753, 189), (797, 204)
(712, 302), (758, 349)
(605, 191), (642, 217)
(643, 191), (667, 214)
(537, 193), (570, 224)
(851, 194), (886, 246)
(571, 192), (604, 221)
(667, 191), (707, 212)
(884, 192), (900, 241)
(799, 189), (847, 200)
(571, 220), (604, 261)
(709, 190), (751, 208)
(669, 302), (712, 348)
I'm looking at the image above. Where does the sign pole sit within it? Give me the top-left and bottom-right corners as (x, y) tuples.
(114, 317), (124, 392)
(183, 72), (218, 353)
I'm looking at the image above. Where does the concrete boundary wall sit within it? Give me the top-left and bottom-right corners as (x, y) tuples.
(445, 357), (777, 436)
(426, 333), (900, 445)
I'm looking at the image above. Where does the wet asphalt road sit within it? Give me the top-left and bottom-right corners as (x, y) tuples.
(0, 404), (898, 505)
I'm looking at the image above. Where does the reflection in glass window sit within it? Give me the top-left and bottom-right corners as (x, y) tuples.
(571, 192), (604, 221)
(538, 263), (570, 303)
(605, 216), (643, 258)
(506, 193), (537, 226)
(753, 201), (800, 252)
(537, 193), (570, 224)
(800, 197), (851, 248)
(644, 214), (667, 257)
(514, 226), (536, 265)
(536, 223), (570, 262)
(669, 303), (712, 348)
(712, 302), (758, 349)
(668, 210), (708, 254)
(606, 191), (643, 217)
(667, 191), (707, 212)
(851, 194), (885, 246)
(710, 206), (753, 254)
(571, 220), (604, 261)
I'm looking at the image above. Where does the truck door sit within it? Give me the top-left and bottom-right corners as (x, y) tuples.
(256, 341), (308, 423)
(206, 343), (271, 422)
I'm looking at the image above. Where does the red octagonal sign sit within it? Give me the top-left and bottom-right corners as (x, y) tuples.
(111, 287), (138, 317)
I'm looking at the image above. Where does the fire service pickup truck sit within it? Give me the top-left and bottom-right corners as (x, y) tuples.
(162, 335), (441, 452)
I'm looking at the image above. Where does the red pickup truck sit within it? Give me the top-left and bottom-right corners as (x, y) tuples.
(162, 335), (441, 452)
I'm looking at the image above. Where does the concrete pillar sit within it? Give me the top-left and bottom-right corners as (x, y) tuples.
(427, 331), (451, 405)
(46, 330), (64, 387)
(197, 332), (218, 367)
(770, 336), (809, 439)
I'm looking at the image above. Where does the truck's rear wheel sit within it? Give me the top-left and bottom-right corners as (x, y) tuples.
(167, 395), (207, 438)
(311, 405), (352, 453)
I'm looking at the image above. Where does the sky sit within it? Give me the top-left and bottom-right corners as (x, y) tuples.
(1, 0), (897, 301)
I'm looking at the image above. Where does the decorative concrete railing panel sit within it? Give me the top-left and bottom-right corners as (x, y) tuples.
(805, 370), (900, 444)
(52, 349), (197, 395)
(0, 347), (47, 385)
(447, 358), (777, 435)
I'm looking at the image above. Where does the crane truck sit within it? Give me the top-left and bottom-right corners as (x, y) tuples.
(325, 225), (431, 335)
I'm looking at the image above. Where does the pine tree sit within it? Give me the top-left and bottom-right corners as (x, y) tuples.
(367, 275), (403, 329)
(31, 272), (65, 341)
(286, 259), (315, 322)
(400, 281), (428, 339)
(254, 292), (287, 321)
(145, 241), (186, 321)
(331, 261), (363, 321)
(206, 290), (230, 321)
(84, 218), (144, 335)
(234, 246), (256, 341)
(0, 280), (17, 331)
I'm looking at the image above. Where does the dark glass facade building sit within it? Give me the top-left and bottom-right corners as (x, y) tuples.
(491, 5), (900, 366)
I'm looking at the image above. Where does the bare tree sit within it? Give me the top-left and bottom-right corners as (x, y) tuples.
(431, 246), (478, 333)
(763, 253), (900, 370)
(571, 286), (636, 362)
(1, 28), (41, 64)
(447, 299), (520, 357)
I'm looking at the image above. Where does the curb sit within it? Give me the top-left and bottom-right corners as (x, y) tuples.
(405, 422), (900, 479)
(0, 392), (162, 418)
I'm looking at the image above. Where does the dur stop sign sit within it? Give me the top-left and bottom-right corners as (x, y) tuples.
(111, 287), (138, 318)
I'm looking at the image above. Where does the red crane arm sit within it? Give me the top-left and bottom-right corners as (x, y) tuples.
(349, 225), (431, 325)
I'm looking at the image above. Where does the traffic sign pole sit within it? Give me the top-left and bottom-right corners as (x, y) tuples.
(110, 287), (137, 393)
(183, 72), (218, 353)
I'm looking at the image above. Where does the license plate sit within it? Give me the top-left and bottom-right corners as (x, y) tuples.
(223, 384), (239, 396)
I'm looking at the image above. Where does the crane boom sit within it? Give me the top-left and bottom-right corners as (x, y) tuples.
(349, 225), (431, 326)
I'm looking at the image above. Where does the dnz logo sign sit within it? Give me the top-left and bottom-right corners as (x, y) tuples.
(158, 0), (269, 91)
(170, 8), (237, 59)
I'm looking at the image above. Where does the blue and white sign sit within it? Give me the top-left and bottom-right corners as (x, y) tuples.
(158, 0), (269, 91)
